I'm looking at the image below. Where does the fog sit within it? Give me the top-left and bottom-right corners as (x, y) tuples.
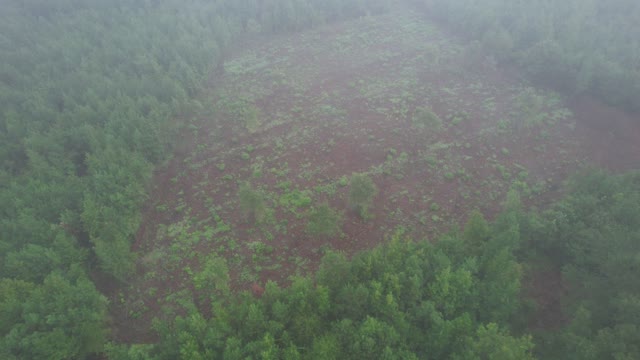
(1, 1), (639, 358)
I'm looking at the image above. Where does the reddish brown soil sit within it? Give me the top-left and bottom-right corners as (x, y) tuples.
(107, 11), (640, 343)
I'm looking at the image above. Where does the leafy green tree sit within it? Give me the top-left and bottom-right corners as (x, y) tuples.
(3, 232), (86, 282)
(308, 334), (341, 359)
(244, 104), (261, 133)
(103, 343), (156, 360)
(428, 266), (475, 319)
(463, 210), (491, 256)
(193, 254), (230, 303)
(459, 323), (535, 360)
(0, 279), (35, 338)
(238, 183), (268, 224)
(349, 173), (377, 220)
(342, 317), (403, 359)
(0, 272), (108, 360)
(315, 251), (351, 296)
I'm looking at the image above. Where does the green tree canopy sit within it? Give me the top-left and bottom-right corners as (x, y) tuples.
(238, 183), (268, 224)
(349, 173), (378, 220)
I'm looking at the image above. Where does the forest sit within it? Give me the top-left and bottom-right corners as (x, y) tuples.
(420, 0), (640, 112)
(0, 0), (638, 359)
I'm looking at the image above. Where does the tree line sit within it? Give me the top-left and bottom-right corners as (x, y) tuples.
(111, 196), (532, 359)
(415, 0), (640, 113)
(107, 171), (640, 359)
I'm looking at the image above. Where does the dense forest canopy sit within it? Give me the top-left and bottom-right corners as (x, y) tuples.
(419, 0), (640, 111)
(0, 0), (639, 359)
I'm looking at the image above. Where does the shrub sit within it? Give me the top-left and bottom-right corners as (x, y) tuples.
(280, 189), (312, 213)
(349, 173), (378, 220)
(412, 107), (442, 130)
(307, 204), (342, 237)
(238, 184), (267, 223)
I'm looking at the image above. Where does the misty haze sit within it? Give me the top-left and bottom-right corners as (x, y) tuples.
(1, 1), (639, 359)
